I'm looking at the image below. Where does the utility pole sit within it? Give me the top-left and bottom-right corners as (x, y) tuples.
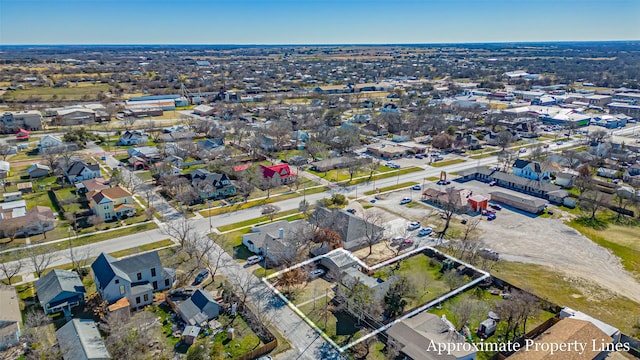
(68, 227), (75, 270)
(208, 199), (212, 231)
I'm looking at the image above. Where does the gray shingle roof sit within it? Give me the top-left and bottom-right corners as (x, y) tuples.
(178, 289), (220, 326)
(56, 319), (111, 360)
(34, 269), (85, 307)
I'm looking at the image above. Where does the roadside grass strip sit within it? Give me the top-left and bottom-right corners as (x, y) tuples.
(261, 247), (489, 353)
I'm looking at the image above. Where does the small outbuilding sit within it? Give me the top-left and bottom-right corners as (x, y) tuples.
(468, 194), (488, 212)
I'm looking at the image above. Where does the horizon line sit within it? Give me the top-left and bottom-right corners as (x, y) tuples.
(1, 39), (639, 47)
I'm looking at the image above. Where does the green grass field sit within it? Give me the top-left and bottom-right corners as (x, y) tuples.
(364, 181), (418, 195)
(429, 158), (467, 167)
(217, 208), (304, 232)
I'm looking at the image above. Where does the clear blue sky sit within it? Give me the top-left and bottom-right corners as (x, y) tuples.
(1, 0), (639, 44)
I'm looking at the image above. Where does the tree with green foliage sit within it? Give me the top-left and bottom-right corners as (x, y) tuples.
(383, 275), (414, 318)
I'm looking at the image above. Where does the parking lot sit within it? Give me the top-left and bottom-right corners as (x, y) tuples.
(361, 180), (640, 302)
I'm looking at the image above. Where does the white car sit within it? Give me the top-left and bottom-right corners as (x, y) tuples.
(247, 255), (264, 265)
(400, 197), (412, 205)
(407, 221), (421, 230)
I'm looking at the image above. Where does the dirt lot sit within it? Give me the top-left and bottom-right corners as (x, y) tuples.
(366, 181), (640, 304)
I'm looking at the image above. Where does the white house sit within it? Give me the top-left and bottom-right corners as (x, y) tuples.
(91, 251), (175, 310)
(512, 159), (552, 181)
(118, 130), (149, 146)
(0, 285), (21, 351)
(38, 135), (64, 151)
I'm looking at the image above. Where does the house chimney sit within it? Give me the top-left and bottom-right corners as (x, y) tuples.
(279, 228), (284, 239)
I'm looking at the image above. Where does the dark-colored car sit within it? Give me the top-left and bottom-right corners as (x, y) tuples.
(192, 269), (209, 286)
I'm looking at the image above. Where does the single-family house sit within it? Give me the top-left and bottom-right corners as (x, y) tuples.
(176, 289), (220, 326)
(65, 161), (101, 183)
(0, 205), (56, 237)
(554, 171), (576, 188)
(87, 185), (136, 221)
(38, 134), (65, 151)
(319, 251), (357, 276)
(157, 131), (196, 143)
(308, 207), (384, 250)
(190, 169), (236, 200)
(386, 312), (476, 360)
(91, 251), (175, 310)
(597, 167), (619, 179)
(75, 177), (110, 195)
(512, 159), (553, 181)
(0, 285), (21, 350)
(56, 319), (111, 360)
(242, 220), (313, 264)
(0, 161), (9, 179)
(26, 163), (51, 178)
(623, 164), (640, 186)
(127, 146), (161, 163)
(35, 269), (86, 315)
(259, 163), (296, 187)
(118, 130), (148, 146)
(510, 318), (611, 360)
(197, 138), (224, 153)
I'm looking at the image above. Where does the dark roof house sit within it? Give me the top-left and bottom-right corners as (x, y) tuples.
(177, 289), (220, 326)
(35, 269), (85, 315)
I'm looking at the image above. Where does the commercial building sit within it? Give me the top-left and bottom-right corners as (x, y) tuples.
(0, 110), (43, 132)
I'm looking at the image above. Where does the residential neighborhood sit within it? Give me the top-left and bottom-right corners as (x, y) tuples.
(0, 40), (639, 360)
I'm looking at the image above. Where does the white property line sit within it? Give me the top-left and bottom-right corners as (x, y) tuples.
(261, 247), (490, 353)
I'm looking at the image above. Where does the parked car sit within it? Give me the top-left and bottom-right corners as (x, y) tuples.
(432, 156), (444, 161)
(309, 269), (326, 278)
(391, 236), (405, 244)
(400, 197), (412, 205)
(346, 208), (356, 214)
(414, 154), (424, 159)
(412, 185), (422, 190)
(489, 181), (497, 186)
(418, 228), (433, 237)
(399, 239), (414, 248)
(487, 213), (497, 221)
(247, 255), (264, 265)
(518, 148), (527, 153)
(370, 199), (377, 203)
(192, 269), (209, 286)
(489, 203), (502, 210)
(482, 209), (496, 216)
(407, 221), (421, 231)
(436, 180), (451, 185)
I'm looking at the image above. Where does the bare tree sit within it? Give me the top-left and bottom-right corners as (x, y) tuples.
(0, 144), (12, 160)
(0, 251), (23, 285)
(122, 116), (137, 131)
(68, 246), (93, 276)
(23, 308), (61, 360)
(88, 215), (105, 230)
(442, 270), (466, 291)
(29, 246), (54, 278)
(362, 210), (385, 256)
(1, 222), (23, 245)
(162, 217), (197, 249)
(496, 130), (514, 151)
(579, 189), (604, 221)
(450, 298), (488, 332)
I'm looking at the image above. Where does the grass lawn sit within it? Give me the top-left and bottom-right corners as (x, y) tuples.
(429, 158), (467, 167)
(217, 208), (303, 232)
(567, 221), (640, 277)
(214, 315), (263, 357)
(213, 228), (252, 255)
(297, 295), (358, 345)
(492, 261), (640, 334)
(344, 166), (423, 186)
(469, 151), (499, 159)
(108, 239), (175, 258)
(363, 181), (418, 195)
(373, 254), (453, 309)
(201, 187), (328, 217)
(135, 170), (153, 181)
(2, 83), (112, 102)
(307, 168), (368, 182)
(425, 176), (440, 181)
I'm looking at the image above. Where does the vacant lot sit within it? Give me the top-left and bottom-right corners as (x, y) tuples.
(2, 83), (111, 101)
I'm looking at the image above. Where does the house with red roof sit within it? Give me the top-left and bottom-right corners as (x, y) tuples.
(15, 128), (30, 141)
(259, 163), (296, 188)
